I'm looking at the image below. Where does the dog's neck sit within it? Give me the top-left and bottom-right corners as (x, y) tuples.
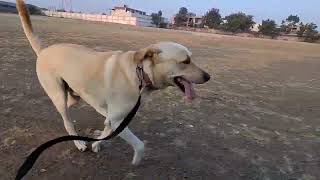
(136, 63), (155, 91)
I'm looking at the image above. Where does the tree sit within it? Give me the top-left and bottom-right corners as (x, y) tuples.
(26, 4), (43, 15)
(158, 10), (163, 27)
(297, 23), (320, 43)
(280, 20), (290, 33)
(221, 12), (255, 33)
(187, 12), (196, 17)
(297, 22), (305, 37)
(258, 19), (280, 38)
(174, 7), (188, 26)
(203, 8), (222, 29)
(286, 15), (300, 24)
(280, 15), (300, 33)
(151, 10), (163, 27)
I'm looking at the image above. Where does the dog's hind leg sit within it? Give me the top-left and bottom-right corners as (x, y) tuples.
(91, 119), (112, 153)
(37, 74), (87, 151)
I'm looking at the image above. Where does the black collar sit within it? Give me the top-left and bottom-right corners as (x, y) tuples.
(136, 63), (154, 91)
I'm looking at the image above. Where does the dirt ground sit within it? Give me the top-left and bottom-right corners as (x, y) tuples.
(1, 13), (320, 180)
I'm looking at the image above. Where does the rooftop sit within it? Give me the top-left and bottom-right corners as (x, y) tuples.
(112, 5), (146, 16)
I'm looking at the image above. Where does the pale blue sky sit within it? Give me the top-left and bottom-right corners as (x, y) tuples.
(7, 0), (320, 25)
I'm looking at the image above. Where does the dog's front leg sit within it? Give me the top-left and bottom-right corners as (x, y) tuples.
(92, 118), (145, 165)
(111, 122), (145, 165)
(92, 99), (144, 165)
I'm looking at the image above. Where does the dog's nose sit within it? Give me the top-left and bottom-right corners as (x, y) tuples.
(203, 72), (211, 82)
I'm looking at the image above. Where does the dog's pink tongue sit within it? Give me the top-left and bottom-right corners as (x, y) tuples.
(181, 80), (196, 100)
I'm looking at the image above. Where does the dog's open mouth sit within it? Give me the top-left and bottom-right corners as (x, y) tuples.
(173, 77), (196, 100)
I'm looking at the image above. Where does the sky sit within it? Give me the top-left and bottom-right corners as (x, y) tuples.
(7, 0), (320, 26)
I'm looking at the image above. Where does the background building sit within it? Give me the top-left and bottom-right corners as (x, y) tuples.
(44, 5), (155, 27)
(171, 14), (204, 28)
(187, 16), (203, 27)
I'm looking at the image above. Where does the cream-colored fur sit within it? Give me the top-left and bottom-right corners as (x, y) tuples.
(16, 0), (41, 55)
(17, 0), (210, 165)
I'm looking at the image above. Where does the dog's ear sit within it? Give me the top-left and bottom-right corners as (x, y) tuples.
(134, 47), (162, 64)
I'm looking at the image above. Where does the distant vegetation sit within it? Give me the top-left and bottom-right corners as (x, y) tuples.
(27, 4), (43, 15)
(172, 6), (319, 43)
(174, 7), (189, 27)
(0, 1), (43, 15)
(258, 19), (280, 39)
(1, 0), (318, 43)
(203, 8), (222, 29)
(151, 10), (168, 28)
(221, 12), (255, 33)
(297, 23), (320, 43)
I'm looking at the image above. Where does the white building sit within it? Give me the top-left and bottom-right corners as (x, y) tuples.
(251, 24), (261, 32)
(44, 5), (155, 27)
(110, 5), (154, 27)
(171, 14), (204, 27)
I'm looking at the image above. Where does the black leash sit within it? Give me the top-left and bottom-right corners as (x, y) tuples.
(15, 95), (141, 180)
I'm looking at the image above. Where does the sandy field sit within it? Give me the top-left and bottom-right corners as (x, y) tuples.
(1, 13), (320, 180)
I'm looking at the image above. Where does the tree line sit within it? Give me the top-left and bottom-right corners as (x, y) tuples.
(151, 7), (319, 43)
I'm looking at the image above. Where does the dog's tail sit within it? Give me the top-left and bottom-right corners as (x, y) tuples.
(16, 0), (41, 56)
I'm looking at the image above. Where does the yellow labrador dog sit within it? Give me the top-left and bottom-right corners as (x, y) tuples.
(16, 0), (210, 165)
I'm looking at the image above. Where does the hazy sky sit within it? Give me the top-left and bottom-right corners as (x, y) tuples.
(7, 0), (320, 25)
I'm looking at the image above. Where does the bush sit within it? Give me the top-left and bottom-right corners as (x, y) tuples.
(221, 12), (255, 33)
(297, 23), (320, 43)
(280, 15), (300, 33)
(203, 8), (222, 29)
(174, 7), (188, 26)
(258, 19), (280, 39)
(151, 10), (163, 27)
(159, 22), (168, 28)
(26, 4), (43, 15)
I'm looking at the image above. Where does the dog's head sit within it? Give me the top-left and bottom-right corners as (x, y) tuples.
(134, 42), (210, 100)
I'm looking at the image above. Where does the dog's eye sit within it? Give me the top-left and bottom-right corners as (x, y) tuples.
(181, 57), (191, 64)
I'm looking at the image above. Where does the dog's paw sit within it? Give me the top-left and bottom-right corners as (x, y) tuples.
(91, 142), (101, 153)
(132, 144), (144, 165)
(93, 130), (102, 137)
(131, 154), (143, 166)
(74, 140), (87, 152)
